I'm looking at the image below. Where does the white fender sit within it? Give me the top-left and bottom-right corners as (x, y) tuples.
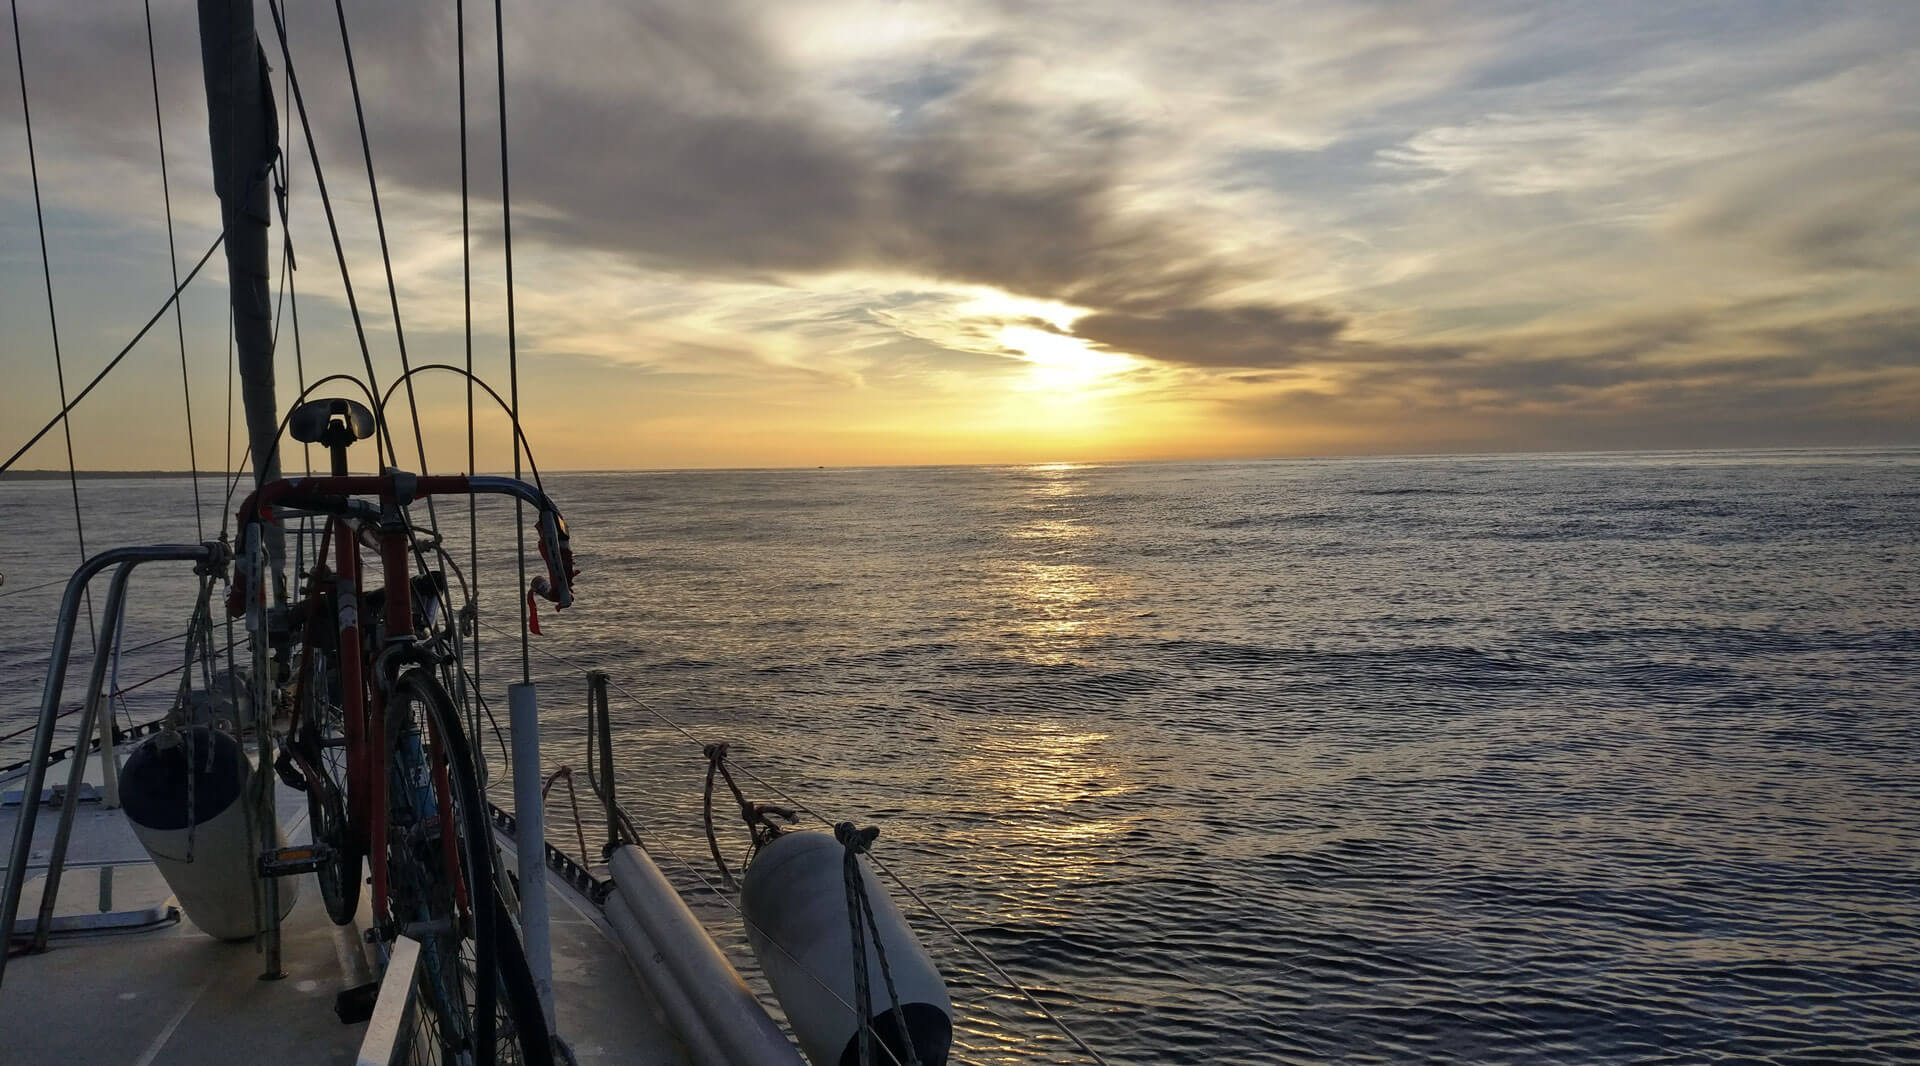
(742, 830), (952, 1066)
(603, 889), (733, 1066)
(605, 843), (805, 1066)
(118, 726), (294, 940)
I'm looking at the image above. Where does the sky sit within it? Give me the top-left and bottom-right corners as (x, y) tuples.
(1, 0), (1916, 471)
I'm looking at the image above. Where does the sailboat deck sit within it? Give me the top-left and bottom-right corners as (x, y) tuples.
(1, 754), (688, 1065)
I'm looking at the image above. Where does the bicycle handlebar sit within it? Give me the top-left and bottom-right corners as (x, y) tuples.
(234, 472), (578, 611)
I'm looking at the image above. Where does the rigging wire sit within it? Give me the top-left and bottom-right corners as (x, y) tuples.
(264, 229), (317, 560)
(10, 0), (96, 655)
(286, 248), (308, 474)
(214, 0), (241, 492)
(262, 0), (397, 470)
(266, 144), (307, 476)
(328, 0), (441, 534)
(0, 575), (69, 601)
(278, 4), (308, 478)
(457, 0), (483, 784)
(257, 7), (311, 575)
(269, 0), (446, 635)
(0, 235), (226, 475)
(106, 605), (129, 736)
(224, 306), (235, 506)
(492, 0), (531, 686)
(144, 0), (205, 541)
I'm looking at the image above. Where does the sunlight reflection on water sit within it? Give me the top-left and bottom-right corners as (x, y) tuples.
(4, 449), (1919, 1064)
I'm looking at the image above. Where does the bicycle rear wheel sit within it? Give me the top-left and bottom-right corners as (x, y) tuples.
(296, 643), (362, 926)
(385, 668), (552, 1066)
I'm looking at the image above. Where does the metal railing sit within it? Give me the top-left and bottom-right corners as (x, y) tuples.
(0, 541), (230, 989)
(356, 934), (423, 1066)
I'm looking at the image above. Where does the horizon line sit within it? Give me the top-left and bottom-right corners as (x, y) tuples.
(5, 441), (1917, 481)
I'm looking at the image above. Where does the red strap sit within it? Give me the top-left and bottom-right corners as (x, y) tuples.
(526, 586), (543, 635)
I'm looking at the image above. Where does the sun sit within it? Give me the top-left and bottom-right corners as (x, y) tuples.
(998, 325), (1134, 392)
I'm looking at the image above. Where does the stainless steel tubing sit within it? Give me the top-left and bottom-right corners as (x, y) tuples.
(30, 561), (137, 949)
(0, 542), (221, 989)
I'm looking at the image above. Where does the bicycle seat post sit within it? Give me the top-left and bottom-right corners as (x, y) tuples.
(319, 420), (355, 477)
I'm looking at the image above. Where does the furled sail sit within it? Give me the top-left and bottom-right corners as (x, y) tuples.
(196, 0), (280, 491)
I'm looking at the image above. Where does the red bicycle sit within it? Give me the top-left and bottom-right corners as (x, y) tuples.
(235, 397), (576, 1066)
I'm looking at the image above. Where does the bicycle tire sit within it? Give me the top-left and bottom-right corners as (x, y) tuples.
(298, 644), (362, 926)
(386, 668), (553, 1066)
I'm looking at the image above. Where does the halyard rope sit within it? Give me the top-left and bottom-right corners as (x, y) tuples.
(837, 822), (922, 1066)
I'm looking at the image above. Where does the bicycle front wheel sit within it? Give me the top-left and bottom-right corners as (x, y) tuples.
(384, 668), (551, 1066)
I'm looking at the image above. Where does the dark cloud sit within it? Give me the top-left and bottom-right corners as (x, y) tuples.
(0, 0), (214, 199)
(1072, 302), (1477, 369)
(1223, 307), (1920, 447)
(14, 0), (1210, 312)
(1757, 309), (1920, 371)
(95, 0), (1187, 307)
(1074, 304), (1347, 367)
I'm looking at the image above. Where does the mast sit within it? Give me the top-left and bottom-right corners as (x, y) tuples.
(197, 0), (280, 495)
(199, 0), (287, 976)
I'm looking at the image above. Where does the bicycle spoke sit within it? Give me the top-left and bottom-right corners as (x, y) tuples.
(384, 670), (549, 1066)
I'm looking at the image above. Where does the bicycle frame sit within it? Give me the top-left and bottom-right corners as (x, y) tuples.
(238, 473), (576, 933)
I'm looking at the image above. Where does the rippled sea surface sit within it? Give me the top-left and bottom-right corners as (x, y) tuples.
(5, 449), (1919, 1064)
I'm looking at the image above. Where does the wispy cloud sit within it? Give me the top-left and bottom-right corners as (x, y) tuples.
(0, 0), (1914, 468)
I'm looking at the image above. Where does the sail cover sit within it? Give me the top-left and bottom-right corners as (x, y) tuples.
(197, 0), (281, 489)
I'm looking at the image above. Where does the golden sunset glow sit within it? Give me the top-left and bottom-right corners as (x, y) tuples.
(999, 326), (1134, 394)
(1, 1), (1915, 472)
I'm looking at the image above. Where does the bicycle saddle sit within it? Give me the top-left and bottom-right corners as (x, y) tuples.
(289, 397), (377, 446)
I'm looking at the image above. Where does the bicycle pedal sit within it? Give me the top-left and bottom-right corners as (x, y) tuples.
(258, 844), (332, 878)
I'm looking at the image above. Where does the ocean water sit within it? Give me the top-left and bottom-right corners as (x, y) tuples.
(3, 449), (1918, 1064)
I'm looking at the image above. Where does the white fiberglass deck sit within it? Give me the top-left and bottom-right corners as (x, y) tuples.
(0, 748), (688, 1065)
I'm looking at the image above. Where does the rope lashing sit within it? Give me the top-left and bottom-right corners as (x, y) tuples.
(702, 743), (796, 889)
(541, 765), (591, 869)
(142, 569), (225, 866)
(835, 822), (922, 1066)
(702, 743), (733, 887)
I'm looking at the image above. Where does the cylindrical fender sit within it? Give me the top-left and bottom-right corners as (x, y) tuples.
(605, 843), (805, 1066)
(742, 830), (952, 1066)
(118, 725), (294, 940)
